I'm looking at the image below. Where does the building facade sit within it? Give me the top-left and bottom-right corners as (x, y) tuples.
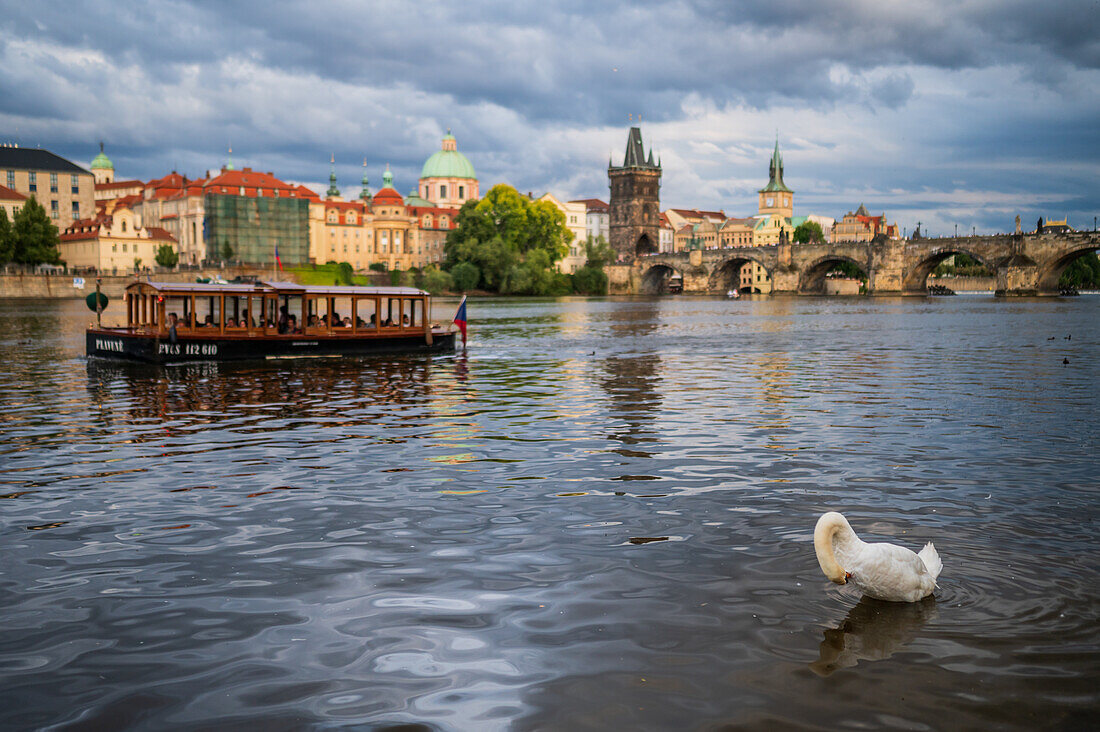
(570, 198), (610, 243)
(538, 193), (587, 273)
(0, 145), (95, 232)
(608, 127), (661, 261)
(0, 184), (26, 221)
(60, 203), (177, 273)
(832, 204), (899, 242)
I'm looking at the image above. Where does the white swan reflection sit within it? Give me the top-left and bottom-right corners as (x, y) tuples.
(810, 596), (937, 676)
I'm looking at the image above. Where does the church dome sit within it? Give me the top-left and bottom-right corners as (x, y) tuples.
(91, 143), (113, 171)
(420, 131), (476, 180)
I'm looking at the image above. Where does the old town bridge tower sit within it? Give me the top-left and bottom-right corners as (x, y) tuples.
(609, 127), (661, 261)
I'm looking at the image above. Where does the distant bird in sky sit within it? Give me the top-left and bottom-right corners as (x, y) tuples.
(1063, 358), (1070, 365)
(814, 512), (942, 603)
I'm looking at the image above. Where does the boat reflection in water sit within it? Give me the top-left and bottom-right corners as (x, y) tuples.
(810, 596), (938, 676)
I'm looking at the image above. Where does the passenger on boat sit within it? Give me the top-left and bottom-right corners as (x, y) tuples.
(287, 314), (300, 334)
(226, 317), (237, 328)
(343, 317), (352, 328)
(277, 306), (289, 334)
(308, 314), (319, 327)
(202, 315), (215, 328)
(168, 313), (178, 343)
(402, 315), (410, 326)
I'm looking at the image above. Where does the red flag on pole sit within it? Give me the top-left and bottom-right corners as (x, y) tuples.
(453, 295), (467, 347)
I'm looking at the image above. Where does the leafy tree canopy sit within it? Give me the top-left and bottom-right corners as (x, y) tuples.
(11, 196), (61, 266)
(0, 208), (13, 264)
(792, 220), (825, 244)
(445, 185), (571, 292)
(155, 244), (179, 268)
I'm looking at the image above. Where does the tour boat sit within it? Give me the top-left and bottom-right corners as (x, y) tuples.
(86, 280), (457, 364)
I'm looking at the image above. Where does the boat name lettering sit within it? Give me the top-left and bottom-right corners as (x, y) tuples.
(96, 338), (124, 353)
(291, 341), (318, 346)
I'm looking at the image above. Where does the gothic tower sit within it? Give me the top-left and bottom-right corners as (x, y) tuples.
(758, 137), (793, 218)
(609, 127), (661, 261)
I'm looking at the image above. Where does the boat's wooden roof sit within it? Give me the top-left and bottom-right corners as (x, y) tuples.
(128, 280), (429, 297)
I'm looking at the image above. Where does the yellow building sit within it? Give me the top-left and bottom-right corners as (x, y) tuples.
(0, 184), (26, 221)
(0, 144), (95, 231)
(60, 202), (178, 273)
(537, 193), (586, 273)
(309, 167), (424, 271)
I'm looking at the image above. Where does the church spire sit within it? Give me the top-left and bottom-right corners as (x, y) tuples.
(760, 135), (792, 194)
(327, 153), (340, 198)
(360, 158), (371, 201)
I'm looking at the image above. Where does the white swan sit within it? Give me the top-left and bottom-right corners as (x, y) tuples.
(814, 511), (942, 602)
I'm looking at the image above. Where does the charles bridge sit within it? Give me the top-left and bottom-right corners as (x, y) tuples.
(606, 231), (1100, 296)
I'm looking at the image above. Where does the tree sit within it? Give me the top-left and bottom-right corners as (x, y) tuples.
(572, 235), (611, 295)
(450, 261), (480, 291)
(11, 196), (61, 266)
(1059, 252), (1100, 289)
(0, 208), (13, 265)
(444, 184), (571, 293)
(793, 220), (825, 244)
(421, 266), (454, 294)
(335, 261), (353, 285)
(155, 244), (179, 268)
(134, 257), (142, 271)
(221, 239), (234, 261)
(368, 262), (387, 272)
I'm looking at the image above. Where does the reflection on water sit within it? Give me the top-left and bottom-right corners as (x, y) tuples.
(1, 296), (1098, 730)
(810, 596), (938, 676)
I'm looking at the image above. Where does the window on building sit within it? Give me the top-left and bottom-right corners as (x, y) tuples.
(238, 186), (245, 196)
(346, 212), (355, 224)
(121, 220), (127, 232)
(71, 174), (79, 194)
(50, 172), (58, 193)
(28, 171), (36, 192)
(50, 200), (59, 218)
(112, 244), (117, 252)
(122, 243), (127, 252)
(458, 185), (464, 199)
(327, 211), (337, 223)
(72, 201), (79, 217)
(5, 170), (12, 187)
(439, 185), (446, 199)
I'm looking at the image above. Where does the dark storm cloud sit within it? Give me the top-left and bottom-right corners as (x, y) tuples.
(0, 0), (1096, 233)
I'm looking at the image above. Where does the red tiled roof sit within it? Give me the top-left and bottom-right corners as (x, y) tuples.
(371, 187), (404, 205)
(144, 227), (177, 241)
(94, 179), (144, 191)
(113, 193), (142, 210)
(146, 172), (189, 190)
(0, 183), (26, 201)
(324, 201), (367, 212)
(569, 198), (608, 212)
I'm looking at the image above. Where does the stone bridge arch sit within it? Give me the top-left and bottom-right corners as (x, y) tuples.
(902, 246), (998, 292)
(639, 263), (684, 294)
(799, 255), (869, 294)
(707, 255), (772, 293)
(1036, 243), (1100, 291)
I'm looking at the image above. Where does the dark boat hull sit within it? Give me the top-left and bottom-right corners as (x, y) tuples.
(87, 329), (456, 364)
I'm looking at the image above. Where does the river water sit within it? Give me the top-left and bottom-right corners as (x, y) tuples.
(1, 295), (1097, 731)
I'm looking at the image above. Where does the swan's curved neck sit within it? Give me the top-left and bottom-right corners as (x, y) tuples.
(814, 512), (859, 584)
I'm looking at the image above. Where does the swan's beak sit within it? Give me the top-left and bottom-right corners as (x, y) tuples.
(843, 571), (852, 583)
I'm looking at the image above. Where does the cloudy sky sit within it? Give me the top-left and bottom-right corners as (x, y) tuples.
(2, 0), (1097, 234)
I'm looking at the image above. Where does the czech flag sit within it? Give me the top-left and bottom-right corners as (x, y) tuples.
(274, 243), (283, 271)
(453, 295), (467, 347)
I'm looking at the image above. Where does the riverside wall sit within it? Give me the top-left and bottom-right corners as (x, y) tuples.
(928, 276), (996, 292)
(0, 267), (282, 299)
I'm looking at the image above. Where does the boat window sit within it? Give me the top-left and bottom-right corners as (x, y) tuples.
(194, 295), (222, 330)
(378, 297), (399, 327)
(165, 296), (191, 331)
(281, 295), (304, 334)
(263, 296), (279, 333)
(305, 295), (330, 334)
(354, 297), (377, 331)
(331, 296), (353, 329)
(225, 295), (249, 329)
(406, 298), (423, 328)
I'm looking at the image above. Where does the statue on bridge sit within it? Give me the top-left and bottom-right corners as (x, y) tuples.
(1015, 215), (1021, 234)
(912, 222), (921, 240)
(779, 228), (788, 246)
(1037, 217), (1044, 234)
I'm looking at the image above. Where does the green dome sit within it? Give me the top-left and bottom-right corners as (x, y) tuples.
(91, 143), (113, 170)
(420, 133), (476, 180)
